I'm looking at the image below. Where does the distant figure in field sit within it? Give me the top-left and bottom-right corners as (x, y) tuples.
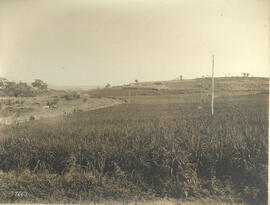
(241, 73), (250, 77)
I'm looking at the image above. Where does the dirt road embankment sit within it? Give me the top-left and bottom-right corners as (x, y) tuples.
(0, 96), (124, 125)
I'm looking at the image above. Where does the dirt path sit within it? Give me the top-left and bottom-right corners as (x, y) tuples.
(0, 97), (124, 125)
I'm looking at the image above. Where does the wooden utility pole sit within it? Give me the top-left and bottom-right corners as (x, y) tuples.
(128, 89), (131, 103)
(211, 55), (215, 115)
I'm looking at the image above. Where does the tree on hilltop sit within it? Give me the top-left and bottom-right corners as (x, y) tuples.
(31, 79), (48, 90)
(241, 73), (250, 77)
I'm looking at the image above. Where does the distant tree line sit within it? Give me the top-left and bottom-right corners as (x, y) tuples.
(0, 78), (48, 97)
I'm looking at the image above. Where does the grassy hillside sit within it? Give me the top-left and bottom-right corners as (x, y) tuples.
(88, 77), (268, 98)
(162, 77), (268, 91)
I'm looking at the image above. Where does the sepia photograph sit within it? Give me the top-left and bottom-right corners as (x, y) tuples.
(0, 0), (269, 204)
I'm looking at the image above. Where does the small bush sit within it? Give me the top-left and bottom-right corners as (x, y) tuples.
(62, 93), (80, 101)
(46, 99), (59, 106)
(29, 115), (35, 121)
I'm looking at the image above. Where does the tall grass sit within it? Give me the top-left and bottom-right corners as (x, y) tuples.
(0, 94), (268, 204)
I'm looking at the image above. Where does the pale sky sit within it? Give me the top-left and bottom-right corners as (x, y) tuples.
(0, 0), (269, 86)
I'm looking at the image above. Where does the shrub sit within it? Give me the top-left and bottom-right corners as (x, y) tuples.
(29, 115), (35, 121)
(46, 98), (59, 106)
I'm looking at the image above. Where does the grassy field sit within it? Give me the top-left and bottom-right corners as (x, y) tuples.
(0, 88), (268, 204)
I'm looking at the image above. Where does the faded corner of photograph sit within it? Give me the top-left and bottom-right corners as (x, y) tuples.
(0, 0), (269, 204)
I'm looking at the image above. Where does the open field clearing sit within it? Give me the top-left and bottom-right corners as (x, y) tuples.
(0, 91), (268, 204)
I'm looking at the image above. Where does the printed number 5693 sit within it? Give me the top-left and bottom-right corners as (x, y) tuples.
(14, 191), (27, 197)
